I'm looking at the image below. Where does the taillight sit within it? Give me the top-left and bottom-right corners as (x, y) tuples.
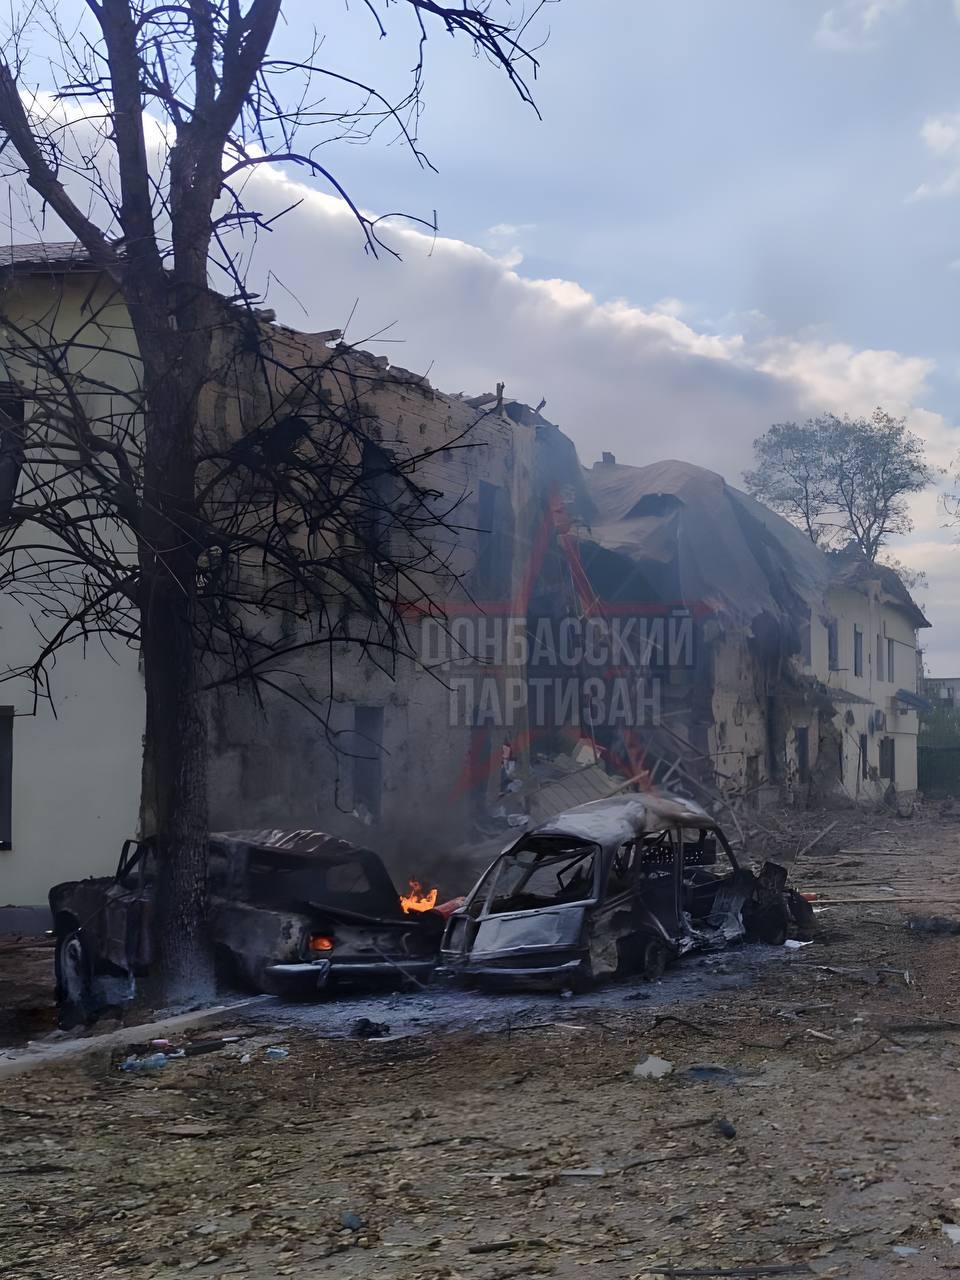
(309, 934), (334, 952)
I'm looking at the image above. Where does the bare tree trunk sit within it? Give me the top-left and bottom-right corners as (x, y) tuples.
(141, 559), (211, 1000)
(137, 319), (214, 1001)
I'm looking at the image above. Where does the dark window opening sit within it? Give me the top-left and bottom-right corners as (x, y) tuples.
(859, 733), (869, 780)
(799, 618), (811, 666)
(887, 637), (895, 684)
(351, 705), (384, 822)
(0, 385), (25, 518)
(472, 480), (512, 600)
(795, 726), (810, 785)
(827, 620), (839, 672)
(360, 442), (399, 561)
(879, 736), (896, 782)
(877, 633), (884, 682)
(0, 707), (12, 848)
(853, 625), (863, 678)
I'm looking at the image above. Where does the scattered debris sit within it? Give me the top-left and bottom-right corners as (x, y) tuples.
(683, 1064), (745, 1084)
(351, 1017), (390, 1039)
(907, 916), (960, 935)
(633, 1054), (675, 1079)
(264, 1045), (289, 1061)
(118, 1051), (168, 1072)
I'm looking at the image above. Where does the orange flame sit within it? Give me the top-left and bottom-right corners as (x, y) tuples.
(399, 878), (439, 914)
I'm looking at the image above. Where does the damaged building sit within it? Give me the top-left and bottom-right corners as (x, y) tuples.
(0, 244), (539, 914)
(525, 447), (930, 813)
(0, 242), (932, 920)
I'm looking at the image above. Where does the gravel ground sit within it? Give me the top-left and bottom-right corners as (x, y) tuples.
(4, 812), (960, 1279)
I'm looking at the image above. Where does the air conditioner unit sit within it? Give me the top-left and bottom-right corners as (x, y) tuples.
(874, 710), (887, 731)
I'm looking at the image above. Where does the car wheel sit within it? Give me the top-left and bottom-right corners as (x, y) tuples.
(55, 928), (93, 1030)
(640, 936), (668, 981)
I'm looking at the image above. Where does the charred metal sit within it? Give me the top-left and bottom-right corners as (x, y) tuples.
(439, 794), (813, 989)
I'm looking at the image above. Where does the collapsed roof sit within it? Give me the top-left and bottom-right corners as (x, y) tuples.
(580, 457), (929, 633)
(581, 458), (830, 631)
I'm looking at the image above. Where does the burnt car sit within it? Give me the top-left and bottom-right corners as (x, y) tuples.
(439, 793), (812, 989)
(50, 829), (446, 1027)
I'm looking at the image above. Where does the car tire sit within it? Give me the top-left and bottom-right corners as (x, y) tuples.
(54, 926), (94, 1030)
(748, 905), (789, 946)
(618, 932), (668, 981)
(640, 936), (668, 981)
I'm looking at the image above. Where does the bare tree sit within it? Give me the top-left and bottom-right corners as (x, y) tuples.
(0, 1), (549, 998)
(745, 408), (932, 561)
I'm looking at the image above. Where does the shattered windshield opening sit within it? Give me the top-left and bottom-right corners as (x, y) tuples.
(486, 837), (599, 914)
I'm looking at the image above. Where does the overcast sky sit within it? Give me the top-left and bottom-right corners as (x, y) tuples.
(11, 0), (960, 668)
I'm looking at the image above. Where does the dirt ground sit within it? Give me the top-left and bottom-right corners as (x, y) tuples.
(5, 809), (960, 1279)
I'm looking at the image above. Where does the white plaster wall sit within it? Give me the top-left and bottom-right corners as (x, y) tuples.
(0, 617), (143, 906)
(808, 583), (922, 800)
(0, 270), (145, 905)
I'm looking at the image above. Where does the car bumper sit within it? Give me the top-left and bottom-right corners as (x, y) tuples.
(438, 953), (587, 987)
(265, 958), (436, 983)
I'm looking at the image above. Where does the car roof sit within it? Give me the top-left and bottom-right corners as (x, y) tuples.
(210, 828), (381, 863)
(532, 793), (716, 846)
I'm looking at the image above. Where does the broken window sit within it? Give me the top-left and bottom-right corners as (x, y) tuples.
(827, 620), (839, 672)
(488, 838), (598, 913)
(879, 736), (896, 781)
(472, 480), (511, 600)
(853, 625), (863, 678)
(859, 733), (869, 780)
(0, 385), (25, 518)
(351, 705), (384, 822)
(795, 726), (810, 784)
(360, 442), (399, 561)
(887, 637), (895, 684)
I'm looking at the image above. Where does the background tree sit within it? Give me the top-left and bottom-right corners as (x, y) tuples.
(744, 407), (932, 561)
(0, 1), (549, 999)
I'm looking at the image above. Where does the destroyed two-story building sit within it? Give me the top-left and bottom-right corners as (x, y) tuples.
(0, 243), (538, 916)
(525, 447), (930, 813)
(0, 243), (931, 920)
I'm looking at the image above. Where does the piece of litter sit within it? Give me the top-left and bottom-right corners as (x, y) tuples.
(943, 1225), (960, 1244)
(264, 1046), (289, 1061)
(893, 1246), (920, 1256)
(632, 1054), (674, 1079)
(559, 1167), (606, 1178)
(784, 939), (814, 949)
(804, 1028), (836, 1042)
(684, 1064), (742, 1084)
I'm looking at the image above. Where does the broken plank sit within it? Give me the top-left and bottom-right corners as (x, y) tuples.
(794, 820), (839, 863)
(816, 896), (960, 905)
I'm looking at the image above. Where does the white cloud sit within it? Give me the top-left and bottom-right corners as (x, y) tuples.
(485, 222), (536, 239)
(6, 103), (959, 665)
(815, 0), (910, 50)
(652, 296), (686, 318)
(910, 111), (960, 200)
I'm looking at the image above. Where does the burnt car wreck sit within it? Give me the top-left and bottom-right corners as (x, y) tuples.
(50, 829), (446, 1026)
(439, 793), (813, 988)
